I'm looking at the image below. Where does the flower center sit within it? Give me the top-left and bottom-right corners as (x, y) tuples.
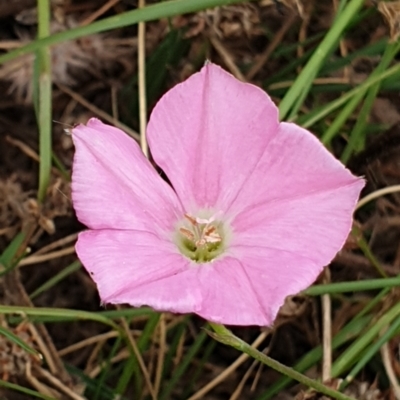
(175, 213), (228, 263)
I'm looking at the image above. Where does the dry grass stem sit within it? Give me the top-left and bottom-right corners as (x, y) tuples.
(27, 323), (57, 375)
(5, 135), (40, 162)
(229, 359), (259, 400)
(187, 331), (269, 400)
(332, 0), (349, 78)
(19, 246), (76, 266)
(269, 76), (352, 91)
(0, 40), (29, 49)
(57, 83), (140, 140)
(246, 12), (297, 80)
(26, 362), (59, 398)
(119, 315), (156, 400)
(87, 348), (130, 378)
(111, 84), (119, 121)
(380, 342), (400, 400)
(79, 0), (121, 26)
(322, 267), (332, 382)
(84, 340), (108, 376)
(36, 366), (86, 400)
(356, 185), (400, 210)
(154, 313), (166, 397)
(175, 328), (186, 368)
(209, 35), (246, 81)
(59, 331), (120, 357)
(32, 233), (78, 256)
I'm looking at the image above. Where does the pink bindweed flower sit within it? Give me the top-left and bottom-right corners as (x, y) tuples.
(72, 63), (364, 326)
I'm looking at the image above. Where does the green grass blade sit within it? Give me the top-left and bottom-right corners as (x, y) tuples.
(36, 0), (52, 202)
(182, 339), (217, 398)
(115, 313), (160, 396)
(341, 313), (400, 389)
(162, 318), (188, 377)
(321, 40), (400, 147)
(94, 336), (123, 400)
(298, 62), (400, 129)
(257, 314), (372, 399)
(0, 232), (25, 270)
(279, 0), (364, 120)
(259, 286), (389, 399)
(160, 330), (208, 400)
(66, 364), (129, 400)
(0, 305), (120, 331)
(0, 325), (41, 358)
(341, 40), (400, 161)
(0, 0), (256, 66)
(7, 307), (154, 324)
(331, 301), (400, 377)
(304, 275), (400, 296)
(0, 380), (56, 399)
(30, 261), (82, 299)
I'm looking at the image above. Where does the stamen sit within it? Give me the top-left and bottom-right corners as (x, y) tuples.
(184, 214), (198, 226)
(179, 227), (195, 241)
(205, 226), (216, 235)
(204, 233), (221, 243)
(204, 226), (222, 243)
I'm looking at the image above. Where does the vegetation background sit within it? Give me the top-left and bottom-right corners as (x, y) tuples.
(0, 0), (399, 399)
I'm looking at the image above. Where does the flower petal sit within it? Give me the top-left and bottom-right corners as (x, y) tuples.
(76, 229), (196, 311)
(230, 122), (364, 266)
(72, 118), (182, 232)
(229, 246), (321, 325)
(77, 229), (279, 325)
(147, 63), (279, 212)
(196, 257), (272, 325)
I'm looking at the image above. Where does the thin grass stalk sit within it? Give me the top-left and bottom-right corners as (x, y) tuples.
(36, 0), (52, 202)
(0, 380), (55, 400)
(0, 0), (257, 65)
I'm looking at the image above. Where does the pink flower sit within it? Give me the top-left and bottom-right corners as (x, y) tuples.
(72, 63), (364, 326)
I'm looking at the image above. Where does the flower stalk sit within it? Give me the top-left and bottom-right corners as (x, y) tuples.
(208, 323), (356, 400)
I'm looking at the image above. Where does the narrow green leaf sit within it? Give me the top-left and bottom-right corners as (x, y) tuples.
(279, 0), (365, 119)
(304, 276), (400, 296)
(0, 0), (257, 65)
(0, 232), (25, 271)
(36, 0), (52, 202)
(0, 325), (41, 358)
(30, 261), (82, 299)
(0, 379), (56, 399)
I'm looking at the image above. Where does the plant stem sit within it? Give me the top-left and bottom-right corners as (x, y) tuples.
(208, 323), (356, 400)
